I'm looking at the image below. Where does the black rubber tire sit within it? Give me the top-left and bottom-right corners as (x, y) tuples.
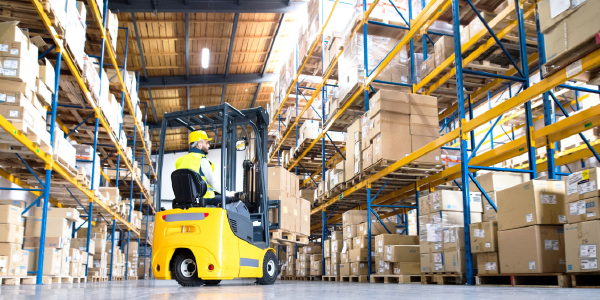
(256, 251), (277, 285)
(172, 251), (204, 287)
(204, 280), (221, 286)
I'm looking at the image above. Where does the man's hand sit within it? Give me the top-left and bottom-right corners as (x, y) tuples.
(226, 191), (235, 197)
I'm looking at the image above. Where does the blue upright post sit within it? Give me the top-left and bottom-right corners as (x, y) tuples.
(322, 210), (326, 274)
(362, 0), (369, 109)
(366, 181), (372, 280)
(126, 117), (138, 280)
(85, 117), (100, 277)
(414, 182), (420, 234)
(36, 51), (62, 284)
(409, 0), (415, 87)
(109, 217), (116, 280)
(451, 0), (474, 285)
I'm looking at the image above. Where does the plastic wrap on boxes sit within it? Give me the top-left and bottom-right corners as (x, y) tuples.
(355, 0), (409, 26)
(76, 153), (100, 189)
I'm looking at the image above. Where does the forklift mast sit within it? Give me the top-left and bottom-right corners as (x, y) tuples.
(155, 103), (272, 248)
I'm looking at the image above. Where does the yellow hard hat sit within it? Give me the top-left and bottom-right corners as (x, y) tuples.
(189, 130), (212, 143)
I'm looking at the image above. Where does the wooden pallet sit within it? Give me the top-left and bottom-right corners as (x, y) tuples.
(49, 276), (81, 284)
(0, 276), (36, 285)
(340, 275), (368, 282)
(270, 229), (309, 245)
(127, 276), (138, 280)
(297, 275), (322, 281)
(476, 273), (571, 288)
(113, 276), (124, 281)
(89, 276), (109, 282)
(51, 154), (77, 177)
(421, 273), (466, 285)
(370, 274), (421, 284)
(281, 275), (297, 280)
(322, 275), (340, 281)
(570, 272), (600, 288)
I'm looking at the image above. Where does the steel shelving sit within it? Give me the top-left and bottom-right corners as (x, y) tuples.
(269, 0), (600, 284)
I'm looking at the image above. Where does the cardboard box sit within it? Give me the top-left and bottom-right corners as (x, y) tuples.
(564, 220), (600, 272)
(341, 251), (349, 263)
(0, 205), (23, 225)
(410, 114), (439, 137)
(23, 236), (64, 249)
(358, 221), (400, 236)
(566, 197), (600, 224)
(384, 245), (420, 263)
(362, 145), (373, 171)
(299, 199), (311, 236)
(476, 252), (500, 275)
(460, 26), (470, 46)
(372, 132), (412, 162)
(25, 216), (71, 238)
(566, 168), (600, 202)
(409, 93), (438, 117)
(345, 119), (361, 181)
(430, 190), (483, 213)
(344, 225), (358, 239)
(331, 231), (343, 241)
(368, 111), (410, 141)
(339, 263), (350, 276)
(352, 236), (372, 250)
(267, 167), (288, 191)
(343, 210), (369, 226)
(432, 252), (444, 272)
(420, 57), (435, 78)
(434, 36), (454, 67)
(444, 250), (465, 273)
(443, 227), (465, 252)
(419, 195), (431, 216)
(349, 248), (369, 262)
(420, 253), (432, 272)
(0, 224), (23, 244)
(368, 89), (410, 116)
(304, 245), (322, 254)
(0, 243), (21, 275)
(330, 252), (341, 264)
(498, 225), (565, 274)
(470, 221), (498, 253)
(375, 234), (419, 254)
(497, 180), (566, 231)
(411, 135), (441, 164)
(33, 207), (79, 222)
(469, 171), (529, 193)
(393, 261), (420, 275)
(350, 262), (369, 275)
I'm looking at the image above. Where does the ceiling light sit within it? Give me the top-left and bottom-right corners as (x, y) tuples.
(245, 89), (248, 92)
(201, 48), (209, 69)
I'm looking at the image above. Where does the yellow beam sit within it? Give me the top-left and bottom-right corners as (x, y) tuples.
(300, 147), (345, 188)
(100, 170), (111, 185)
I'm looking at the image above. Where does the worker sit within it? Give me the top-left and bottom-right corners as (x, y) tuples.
(175, 130), (234, 206)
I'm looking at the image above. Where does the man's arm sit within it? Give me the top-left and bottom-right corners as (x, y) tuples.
(200, 158), (221, 194)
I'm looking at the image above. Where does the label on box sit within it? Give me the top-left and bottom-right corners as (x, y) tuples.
(485, 204), (493, 211)
(559, 215), (567, 223)
(529, 261), (536, 270)
(3, 69), (16, 76)
(379, 260), (384, 267)
(470, 192), (482, 203)
(588, 213), (596, 218)
(545, 240), (559, 251)
(7, 95), (15, 103)
(485, 262), (496, 271)
(0, 44), (7, 52)
(434, 263), (443, 271)
(4, 60), (18, 69)
(580, 245), (597, 258)
(10, 49), (18, 55)
(541, 194), (556, 204)
(526, 214), (533, 222)
(433, 253), (442, 263)
(571, 201), (587, 215)
(579, 181), (596, 195)
(387, 254), (392, 260)
(485, 243), (491, 248)
(581, 259), (598, 270)
(474, 229), (485, 238)
(565, 59), (583, 78)
(9, 110), (18, 117)
(567, 172), (583, 195)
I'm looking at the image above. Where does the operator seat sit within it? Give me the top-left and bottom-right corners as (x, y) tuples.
(171, 169), (208, 209)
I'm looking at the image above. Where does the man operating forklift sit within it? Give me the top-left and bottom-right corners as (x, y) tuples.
(175, 130), (234, 206)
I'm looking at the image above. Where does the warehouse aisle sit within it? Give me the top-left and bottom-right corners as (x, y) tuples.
(0, 279), (595, 299)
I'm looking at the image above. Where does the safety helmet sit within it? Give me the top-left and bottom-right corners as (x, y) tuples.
(189, 130), (212, 143)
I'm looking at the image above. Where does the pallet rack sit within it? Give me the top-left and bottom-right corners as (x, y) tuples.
(268, 0), (600, 284)
(0, 0), (157, 284)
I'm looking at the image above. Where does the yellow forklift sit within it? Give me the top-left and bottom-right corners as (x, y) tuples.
(152, 104), (280, 286)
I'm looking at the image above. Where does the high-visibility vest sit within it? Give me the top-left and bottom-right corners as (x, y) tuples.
(175, 152), (216, 199)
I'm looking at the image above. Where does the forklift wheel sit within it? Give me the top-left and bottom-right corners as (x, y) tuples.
(173, 252), (204, 287)
(204, 280), (221, 286)
(256, 251), (277, 285)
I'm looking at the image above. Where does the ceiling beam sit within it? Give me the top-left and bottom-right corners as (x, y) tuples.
(138, 73), (279, 88)
(129, 61), (268, 70)
(109, 0), (307, 13)
(185, 13), (190, 80)
(117, 35), (275, 42)
(140, 93), (271, 101)
(116, 50), (269, 57)
(262, 13), (284, 77)
(131, 13), (148, 80)
(223, 13), (239, 105)
(251, 83), (262, 108)
(119, 20), (280, 24)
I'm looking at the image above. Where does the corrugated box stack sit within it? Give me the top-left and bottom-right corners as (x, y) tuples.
(127, 240), (139, 277)
(296, 243), (322, 276)
(497, 179), (567, 274)
(107, 241), (126, 278)
(375, 234), (420, 275)
(563, 168), (600, 273)
(268, 166), (311, 236)
(79, 223), (109, 278)
(285, 245), (296, 277)
(324, 231), (343, 276)
(419, 189), (483, 273)
(0, 205), (26, 276)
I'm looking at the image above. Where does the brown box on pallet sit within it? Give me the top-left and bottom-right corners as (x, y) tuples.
(349, 248), (369, 262)
(476, 252), (500, 275)
(371, 132), (412, 163)
(393, 261), (421, 275)
(470, 221), (499, 253)
(566, 197), (600, 224)
(268, 166), (288, 192)
(564, 220), (600, 272)
(384, 245), (420, 263)
(497, 180), (566, 231)
(33, 207), (79, 222)
(344, 225), (358, 239)
(351, 262), (370, 276)
(375, 234), (419, 254)
(443, 227), (465, 252)
(410, 114), (439, 138)
(0, 224), (23, 244)
(368, 89), (410, 116)
(331, 231), (343, 241)
(566, 168), (600, 202)
(419, 195), (431, 216)
(368, 111), (410, 141)
(358, 221), (399, 236)
(352, 236), (373, 250)
(362, 145), (373, 171)
(444, 250), (465, 273)
(299, 198), (310, 236)
(434, 36), (454, 68)
(324, 240), (330, 258)
(330, 252), (341, 264)
(468, 171), (529, 193)
(343, 239), (353, 252)
(25, 216), (70, 238)
(0, 205), (23, 226)
(409, 93), (438, 117)
(420, 253), (432, 273)
(339, 263), (350, 276)
(498, 225), (565, 274)
(343, 210), (369, 226)
(420, 57), (435, 78)
(345, 119), (361, 181)
(341, 251), (349, 263)
(411, 135), (441, 164)
(304, 245), (322, 254)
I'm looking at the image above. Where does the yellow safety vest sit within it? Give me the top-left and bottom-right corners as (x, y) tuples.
(175, 152), (216, 198)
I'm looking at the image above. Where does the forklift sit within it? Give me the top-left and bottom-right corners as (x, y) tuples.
(152, 103), (280, 286)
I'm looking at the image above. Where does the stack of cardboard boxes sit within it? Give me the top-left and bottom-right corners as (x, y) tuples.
(127, 240), (139, 277)
(375, 234), (420, 275)
(497, 179), (567, 274)
(0, 205), (26, 276)
(268, 166), (311, 236)
(563, 168), (600, 273)
(324, 231), (343, 276)
(285, 245), (296, 276)
(419, 189), (483, 273)
(295, 244), (322, 276)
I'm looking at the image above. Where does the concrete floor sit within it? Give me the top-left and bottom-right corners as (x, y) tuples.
(1, 279), (597, 300)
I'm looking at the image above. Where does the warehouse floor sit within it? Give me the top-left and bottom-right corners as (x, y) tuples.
(1, 279), (598, 299)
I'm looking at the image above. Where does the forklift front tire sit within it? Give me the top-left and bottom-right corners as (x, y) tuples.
(256, 251), (277, 285)
(173, 251), (204, 287)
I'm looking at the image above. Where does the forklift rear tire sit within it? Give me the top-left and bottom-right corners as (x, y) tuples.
(204, 280), (221, 286)
(256, 251), (277, 285)
(173, 252), (204, 287)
